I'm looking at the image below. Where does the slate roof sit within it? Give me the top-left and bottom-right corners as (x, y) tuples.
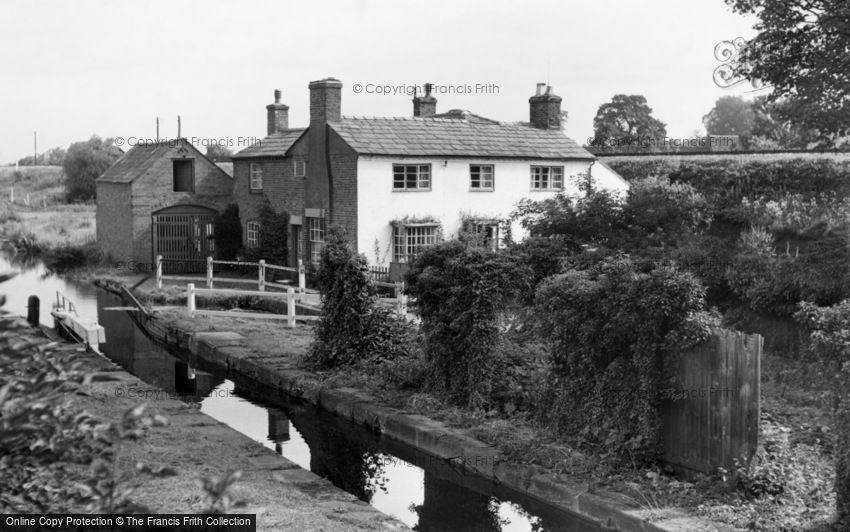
(97, 139), (231, 184)
(98, 142), (175, 184)
(330, 116), (593, 159)
(231, 129), (306, 159)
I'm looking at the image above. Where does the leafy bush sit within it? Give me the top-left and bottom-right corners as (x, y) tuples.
(405, 241), (530, 408)
(795, 299), (850, 524)
(534, 256), (717, 463)
(214, 203), (242, 261)
(242, 204), (288, 266)
(308, 227), (412, 369)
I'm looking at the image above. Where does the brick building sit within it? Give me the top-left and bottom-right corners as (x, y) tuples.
(96, 139), (233, 270)
(232, 79), (628, 277)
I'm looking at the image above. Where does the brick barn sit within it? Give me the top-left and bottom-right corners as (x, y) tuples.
(96, 138), (233, 271)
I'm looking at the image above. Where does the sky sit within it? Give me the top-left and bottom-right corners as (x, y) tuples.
(0, 0), (761, 164)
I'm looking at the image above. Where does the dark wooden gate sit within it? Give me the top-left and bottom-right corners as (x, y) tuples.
(661, 329), (762, 478)
(152, 205), (216, 273)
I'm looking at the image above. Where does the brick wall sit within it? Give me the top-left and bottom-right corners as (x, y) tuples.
(328, 129), (358, 247)
(129, 145), (233, 265)
(95, 182), (134, 263)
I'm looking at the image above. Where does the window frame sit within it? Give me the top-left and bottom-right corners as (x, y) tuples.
(530, 165), (565, 191)
(294, 159), (306, 178)
(392, 223), (440, 263)
(392, 164), (432, 191)
(249, 163), (263, 192)
(172, 159), (195, 193)
(466, 220), (501, 251)
(246, 221), (260, 248)
(307, 217), (326, 265)
(469, 164), (495, 191)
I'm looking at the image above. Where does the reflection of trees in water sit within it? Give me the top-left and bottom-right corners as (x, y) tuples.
(295, 411), (388, 503)
(413, 473), (505, 532)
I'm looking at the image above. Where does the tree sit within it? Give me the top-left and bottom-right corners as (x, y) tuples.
(749, 96), (816, 149)
(205, 144), (233, 162)
(725, 0), (850, 145)
(591, 95), (667, 151)
(702, 96), (755, 137)
(63, 135), (120, 202)
(213, 204), (241, 261)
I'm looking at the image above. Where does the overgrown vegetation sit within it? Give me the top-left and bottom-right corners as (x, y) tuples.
(534, 257), (717, 464)
(405, 241), (529, 408)
(242, 204), (289, 265)
(0, 275), (242, 513)
(214, 203), (242, 261)
(306, 227), (414, 370)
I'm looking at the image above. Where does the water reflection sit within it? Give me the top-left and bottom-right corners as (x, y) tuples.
(0, 253), (598, 531)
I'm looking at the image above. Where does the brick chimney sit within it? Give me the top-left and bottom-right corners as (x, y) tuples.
(413, 83), (437, 117)
(529, 83), (562, 130)
(266, 89), (289, 135)
(308, 78), (343, 124)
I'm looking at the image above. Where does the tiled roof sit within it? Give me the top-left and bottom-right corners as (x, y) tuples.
(330, 116), (593, 159)
(97, 142), (175, 183)
(97, 139), (231, 184)
(231, 129), (306, 158)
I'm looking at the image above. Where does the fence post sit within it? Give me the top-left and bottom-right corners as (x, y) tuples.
(206, 256), (213, 288)
(258, 260), (266, 292)
(395, 282), (407, 316)
(156, 255), (162, 289)
(298, 259), (306, 295)
(187, 283), (196, 316)
(287, 288), (296, 328)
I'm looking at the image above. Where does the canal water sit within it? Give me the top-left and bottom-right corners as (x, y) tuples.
(0, 254), (601, 531)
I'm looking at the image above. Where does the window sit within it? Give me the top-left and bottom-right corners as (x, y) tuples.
(393, 164), (431, 191)
(250, 163), (263, 191)
(294, 159), (306, 178)
(469, 164), (494, 191)
(246, 221), (260, 248)
(172, 159), (194, 192)
(466, 220), (500, 251)
(308, 217), (325, 265)
(392, 223), (439, 263)
(530, 165), (564, 190)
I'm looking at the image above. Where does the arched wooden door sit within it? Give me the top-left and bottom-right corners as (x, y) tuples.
(152, 205), (216, 273)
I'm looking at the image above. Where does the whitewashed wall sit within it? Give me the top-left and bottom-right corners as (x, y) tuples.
(356, 155), (629, 266)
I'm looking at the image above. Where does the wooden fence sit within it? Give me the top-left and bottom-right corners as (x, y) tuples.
(156, 255), (306, 294)
(185, 283), (318, 328)
(661, 329), (762, 477)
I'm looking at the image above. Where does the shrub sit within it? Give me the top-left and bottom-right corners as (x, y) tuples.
(405, 241), (530, 408)
(794, 299), (850, 524)
(243, 204), (288, 266)
(534, 256), (717, 463)
(307, 227), (411, 369)
(214, 203), (242, 261)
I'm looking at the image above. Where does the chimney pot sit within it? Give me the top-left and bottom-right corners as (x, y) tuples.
(413, 82), (438, 117)
(266, 89), (290, 135)
(529, 84), (563, 130)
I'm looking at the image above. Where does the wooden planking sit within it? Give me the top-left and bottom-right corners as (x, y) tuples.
(661, 329), (761, 478)
(192, 309), (320, 321)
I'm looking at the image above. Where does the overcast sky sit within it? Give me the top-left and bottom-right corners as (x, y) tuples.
(0, 0), (760, 164)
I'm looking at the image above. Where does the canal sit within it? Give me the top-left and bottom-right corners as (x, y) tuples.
(1, 254), (602, 531)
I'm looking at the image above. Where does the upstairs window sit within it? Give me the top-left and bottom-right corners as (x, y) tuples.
(250, 163), (263, 191)
(393, 164), (431, 191)
(469, 164), (494, 191)
(172, 159), (194, 192)
(530, 165), (564, 191)
(392, 223), (439, 263)
(246, 221), (260, 248)
(294, 159), (306, 178)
